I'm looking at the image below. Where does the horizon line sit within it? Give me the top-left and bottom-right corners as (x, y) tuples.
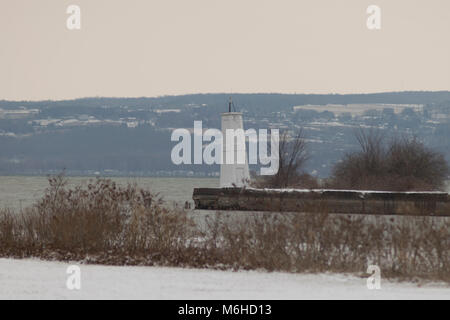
(1, 90), (450, 103)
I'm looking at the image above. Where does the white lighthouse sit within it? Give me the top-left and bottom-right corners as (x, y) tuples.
(220, 98), (250, 188)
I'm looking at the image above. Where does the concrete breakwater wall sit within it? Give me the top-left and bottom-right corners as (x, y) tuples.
(193, 188), (450, 216)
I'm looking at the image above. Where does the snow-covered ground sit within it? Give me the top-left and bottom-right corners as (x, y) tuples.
(0, 258), (448, 300)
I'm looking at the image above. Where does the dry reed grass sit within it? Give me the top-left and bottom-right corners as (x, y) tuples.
(0, 175), (448, 282)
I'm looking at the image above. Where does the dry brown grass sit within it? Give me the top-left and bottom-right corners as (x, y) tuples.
(0, 174), (199, 265)
(0, 175), (449, 282)
(201, 211), (449, 282)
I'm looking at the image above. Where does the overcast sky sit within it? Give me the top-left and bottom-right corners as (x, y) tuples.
(1, 0), (449, 101)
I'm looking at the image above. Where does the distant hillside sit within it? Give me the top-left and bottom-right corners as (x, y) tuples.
(0, 92), (449, 177)
(3, 91), (450, 108)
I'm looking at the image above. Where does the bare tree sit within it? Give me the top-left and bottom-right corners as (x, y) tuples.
(256, 129), (314, 188)
(354, 128), (385, 174)
(329, 129), (449, 191)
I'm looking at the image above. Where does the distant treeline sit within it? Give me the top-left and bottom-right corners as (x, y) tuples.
(2, 91), (450, 109)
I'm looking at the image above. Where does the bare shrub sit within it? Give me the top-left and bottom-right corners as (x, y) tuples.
(386, 137), (449, 191)
(0, 174), (197, 264)
(329, 129), (449, 191)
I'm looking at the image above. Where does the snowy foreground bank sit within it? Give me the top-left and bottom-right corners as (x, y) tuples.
(0, 258), (448, 299)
